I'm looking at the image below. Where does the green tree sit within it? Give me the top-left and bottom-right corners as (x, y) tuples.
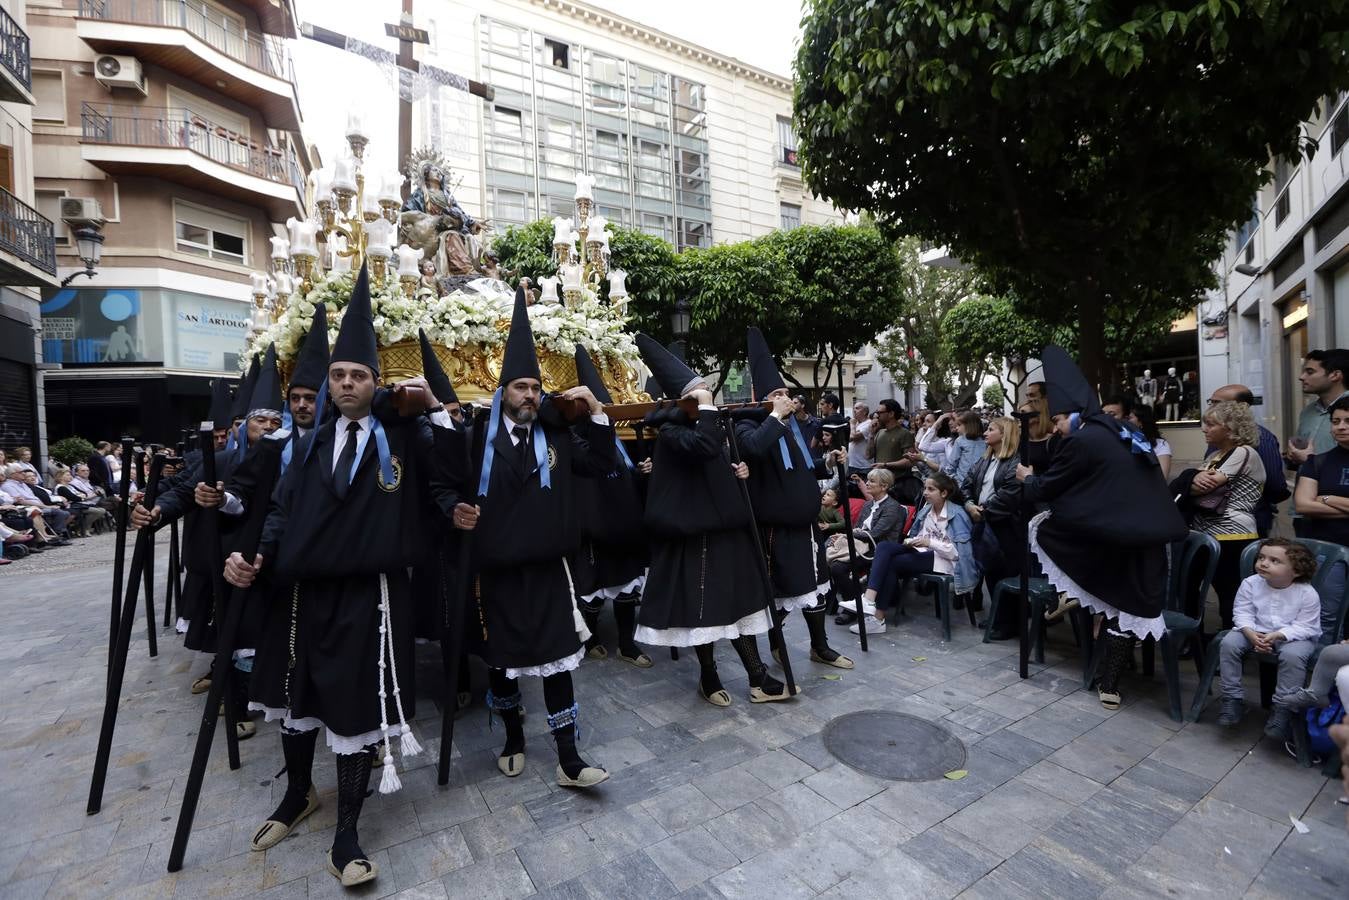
(795, 0), (1349, 384)
(940, 294), (1065, 400)
(49, 436), (94, 468)
(981, 383), (1006, 409)
(873, 236), (984, 406)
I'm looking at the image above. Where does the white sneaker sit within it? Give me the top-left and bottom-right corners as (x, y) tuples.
(849, 614), (886, 634)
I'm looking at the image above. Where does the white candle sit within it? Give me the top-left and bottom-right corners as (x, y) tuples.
(362, 190), (381, 218)
(607, 269), (628, 298)
(365, 217), (396, 252)
(587, 215), (608, 242)
(552, 216), (574, 245)
(286, 217), (319, 256)
(328, 235), (351, 273)
(395, 244), (425, 278)
(539, 275), (562, 303)
(346, 113), (366, 141)
(269, 234), (290, 262)
(561, 262), (583, 292)
(250, 271), (271, 296)
(332, 156), (357, 193)
(574, 173), (595, 201)
(378, 175), (403, 206)
(273, 272), (294, 295)
(313, 167), (331, 199)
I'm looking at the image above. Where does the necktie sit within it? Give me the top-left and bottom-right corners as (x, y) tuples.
(512, 425), (530, 471)
(334, 420), (360, 499)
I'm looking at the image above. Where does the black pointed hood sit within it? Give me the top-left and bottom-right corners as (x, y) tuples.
(207, 376), (233, 428)
(500, 284), (541, 385)
(419, 328), (458, 404)
(230, 354), (261, 422)
(247, 343), (283, 419)
(330, 262), (380, 377)
(573, 344), (612, 405)
(636, 333), (703, 398)
(644, 375), (664, 400)
(747, 326), (786, 399)
(288, 301), (330, 392)
(1040, 345), (1100, 417)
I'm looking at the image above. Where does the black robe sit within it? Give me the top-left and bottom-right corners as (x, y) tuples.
(249, 401), (452, 739)
(735, 412), (830, 608)
(570, 440), (648, 601)
(1022, 414), (1187, 626)
(635, 409), (771, 646)
(412, 418), (469, 641)
(456, 399), (617, 673)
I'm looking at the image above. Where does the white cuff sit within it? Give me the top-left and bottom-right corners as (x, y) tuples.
(590, 413), (610, 425)
(698, 404), (718, 412)
(428, 408), (454, 429)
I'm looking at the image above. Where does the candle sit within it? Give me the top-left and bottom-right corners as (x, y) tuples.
(346, 113), (366, 141)
(365, 217), (395, 253)
(328, 235), (351, 273)
(394, 244), (425, 278)
(332, 156), (357, 193)
(574, 173), (595, 201)
(551, 216), (574, 245)
(313, 167), (331, 200)
(273, 272), (294, 295)
(362, 190), (381, 218)
(539, 275), (562, 303)
(269, 234), (290, 262)
(561, 262), (583, 292)
(377, 175), (403, 206)
(607, 269), (628, 298)
(286, 217), (319, 256)
(587, 215), (608, 242)
(250, 271), (271, 296)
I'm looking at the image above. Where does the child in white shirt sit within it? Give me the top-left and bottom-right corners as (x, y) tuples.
(1217, 539), (1323, 738)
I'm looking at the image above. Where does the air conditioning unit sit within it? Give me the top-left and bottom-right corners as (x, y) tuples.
(60, 197), (105, 227)
(94, 55), (147, 96)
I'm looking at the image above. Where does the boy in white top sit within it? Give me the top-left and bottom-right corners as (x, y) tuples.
(1217, 539), (1323, 738)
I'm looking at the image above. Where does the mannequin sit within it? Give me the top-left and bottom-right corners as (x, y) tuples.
(1135, 369), (1157, 409)
(1161, 367), (1182, 421)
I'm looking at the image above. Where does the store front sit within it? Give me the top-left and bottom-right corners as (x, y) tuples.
(1118, 312), (1202, 424)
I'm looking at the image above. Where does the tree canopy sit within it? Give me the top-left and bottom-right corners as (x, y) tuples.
(795, 0), (1349, 382)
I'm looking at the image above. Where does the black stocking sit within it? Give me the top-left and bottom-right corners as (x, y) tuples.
(1098, 619), (1136, 694)
(581, 600), (603, 653)
(767, 606), (787, 657)
(614, 600), (640, 658)
(331, 749), (373, 868)
(487, 668), (524, 756)
(803, 605), (841, 661)
(695, 643), (723, 696)
(732, 635), (784, 694)
(542, 671), (589, 778)
(268, 727), (317, 825)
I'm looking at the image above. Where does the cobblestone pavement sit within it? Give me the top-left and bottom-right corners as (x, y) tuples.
(2, 536), (1346, 899)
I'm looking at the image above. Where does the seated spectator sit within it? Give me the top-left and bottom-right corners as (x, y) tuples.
(1288, 639), (1349, 710)
(1129, 405), (1172, 480)
(88, 442), (114, 492)
(10, 446), (37, 478)
(68, 463), (117, 515)
(1293, 395), (1349, 641)
(942, 411), (985, 485)
(817, 487), (845, 539)
(962, 416), (1023, 633)
(848, 472), (977, 635)
(55, 468), (111, 535)
(1217, 539), (1322, 738)
(1, 464), (71, 540)
(828, 467), (904, 618)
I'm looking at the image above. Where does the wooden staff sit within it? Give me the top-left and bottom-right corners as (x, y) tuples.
(1015, 411), (1034, 679)
(166, 429), (284, 872)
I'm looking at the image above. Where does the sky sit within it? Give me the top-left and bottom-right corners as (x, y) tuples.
(291, 0), (805, 183)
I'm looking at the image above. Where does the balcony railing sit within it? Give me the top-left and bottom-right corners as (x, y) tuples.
(0, 187), (57, 276)
(78, 0), (293, 83)
(81, 102), (303, 196)
(0, 3), (32, 92)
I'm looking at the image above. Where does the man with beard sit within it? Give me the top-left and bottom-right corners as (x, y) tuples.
(225, 264), (454, 887)
(1016, 346), (1187, 710)
(450, 288), (615, 789)
(633, 335), (791, 705)
(736, 327), (852, 671)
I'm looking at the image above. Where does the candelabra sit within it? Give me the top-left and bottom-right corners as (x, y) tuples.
(546, 172), (622, 307)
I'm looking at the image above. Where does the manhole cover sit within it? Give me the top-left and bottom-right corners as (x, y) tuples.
(822, 710), (966, 781)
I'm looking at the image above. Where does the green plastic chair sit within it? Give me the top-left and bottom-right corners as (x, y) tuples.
(1189, 538), (1349, 760)
(897, 572), (976, 641)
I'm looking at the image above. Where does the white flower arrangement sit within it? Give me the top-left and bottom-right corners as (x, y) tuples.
(246, 272), (640, 369)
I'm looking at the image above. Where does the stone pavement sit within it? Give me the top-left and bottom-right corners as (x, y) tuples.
(1, 534), (1346, 899)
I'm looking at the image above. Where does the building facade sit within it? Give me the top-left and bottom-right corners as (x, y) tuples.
(28, 0), (310, 445)
(1203, 92), (1349, 443)
(0, 0), (59, 461)
(411, 0), (841, 251)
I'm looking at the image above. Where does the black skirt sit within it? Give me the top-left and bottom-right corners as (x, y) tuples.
(250, 570), (416, 739)
(570, 538), (647, 600)
(182, 569), (265, 654)
(475, 558), (585, 673)
(636, 527), (771, 647)
(762, 524), (828, 610)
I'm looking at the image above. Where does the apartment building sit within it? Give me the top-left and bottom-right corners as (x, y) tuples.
(0, 0), (58, 458)
(1204, 92), (1349, 441)
(28, 0), (310, 444)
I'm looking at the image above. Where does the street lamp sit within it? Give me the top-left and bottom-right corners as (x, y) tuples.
(670, 297), (691, 362)
(60, 225), (105, 287)
(1234, 263), (1261, 277)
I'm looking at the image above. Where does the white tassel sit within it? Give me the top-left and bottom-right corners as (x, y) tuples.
(378, 753), (401, 794)
(399, 723), (423, 757)
(562, 558), (591, 642)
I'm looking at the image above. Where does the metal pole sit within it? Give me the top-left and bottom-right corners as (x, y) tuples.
(634, 419), (677, 662)
(1015, 412), (1034, 680)
(167, 429), (284, 872)
(141, 451), (159, 658)
(197, 435), (241, 771)
(837, 353), (867, 651)
(723, 412), (797, 697)
(164, 518), (178, 629)
(107, 438), (133, 669)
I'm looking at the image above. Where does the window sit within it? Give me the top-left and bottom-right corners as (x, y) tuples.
(640, 212), (672, 242)
(34, 190), (68, 245)
(491, 188), (529, 225)
(678, 218), (710, 251)
(673, 78), (707, 138)
(32, 71), (65, 124)
(543, 38), (570, 70)
(492, 106), (523, 139)
(777, 116), (798, 166)
(1332, 100), (1349, 158)
(1273, 157), (1293, 226)
(174, 202), (247, 264)
(780, 202), (801, 230)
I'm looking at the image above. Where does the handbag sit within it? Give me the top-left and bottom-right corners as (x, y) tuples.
(825, 531), (876, 562)
(1192, 447), (1248, 514)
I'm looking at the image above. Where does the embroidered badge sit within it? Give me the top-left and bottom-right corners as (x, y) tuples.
(377, 454), (403, 492)
(547, 444), (558, 470)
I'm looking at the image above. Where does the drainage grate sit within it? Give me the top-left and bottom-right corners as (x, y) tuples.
(822, 710), (967, 781)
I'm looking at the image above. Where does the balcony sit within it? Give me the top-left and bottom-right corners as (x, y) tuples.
(81, 103), (304, 221)
(0, 187), (58, 287)
(0, 3), (34, 104)
(76, 0), (302, 132)
(235, 0), (298, 39)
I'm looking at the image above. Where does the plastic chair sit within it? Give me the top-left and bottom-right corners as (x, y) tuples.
(985, 576), (1060, 661)
(1189, 539), (1349, 763)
